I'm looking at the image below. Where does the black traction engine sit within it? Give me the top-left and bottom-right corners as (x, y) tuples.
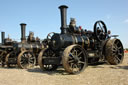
(38, 5), (124, 74)
(1, 23), (44, 69)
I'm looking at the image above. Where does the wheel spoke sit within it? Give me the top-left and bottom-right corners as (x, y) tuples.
(115, 56), (121, 62)
(78, 56), (82, 60)
(75, 50), (78, 56)
(118, 53), (123, 56)
(78, 60), (85, 64)
(29, 59), (34, 63)
(118, 46), (122, 50)
(116, 41), (119, 45)
(68, 59), (74, 63)
(24, 54), (27, 57)
(98, 22), (103, 31)
(77, 51), (82, 57)
(113, 46), (117, 50)
(70, 63), (74, 69)
(69, 52), (75, 59)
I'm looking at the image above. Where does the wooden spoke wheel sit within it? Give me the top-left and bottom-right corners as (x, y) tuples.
(38, 48), (58, 71)
(17, 51), (36, 69)
(105, 38), (124, 65)
(0, 51), (7, 67)
(62, 44), (88, 74)
(0, 50), (3, 62)
(5, 52), (13, 67)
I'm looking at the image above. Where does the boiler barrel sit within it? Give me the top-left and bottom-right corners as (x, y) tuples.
(50, 33), (90, 50)
(14, 43), (43, 52)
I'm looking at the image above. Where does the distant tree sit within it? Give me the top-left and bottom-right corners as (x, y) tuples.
(125, 48), (128, 51)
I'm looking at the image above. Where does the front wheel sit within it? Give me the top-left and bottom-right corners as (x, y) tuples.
(62, 44), (88, 74)
(17, 51), (36, 69)
(5, 52), (13, 68)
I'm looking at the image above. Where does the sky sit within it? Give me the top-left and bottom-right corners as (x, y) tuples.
(0, 0), (128, 48)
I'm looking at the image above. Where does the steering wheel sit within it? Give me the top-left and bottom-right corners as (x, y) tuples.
(44, 32), (55, 45)
(47, 32), (55, 40)
(94, 20), (107, 41)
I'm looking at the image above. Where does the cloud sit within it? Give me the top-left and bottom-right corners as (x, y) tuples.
(124, 19), (128, 23)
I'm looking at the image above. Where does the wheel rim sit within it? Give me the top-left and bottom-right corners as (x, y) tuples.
(17, 51), (36, 69)
(112, 39), (124, 64)
(38, 48), (58, 71)
(63, 45), (88, 74)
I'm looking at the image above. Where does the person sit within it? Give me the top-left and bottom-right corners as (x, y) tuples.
(27, 31), (35, 42)
(69, 18), (83, 34)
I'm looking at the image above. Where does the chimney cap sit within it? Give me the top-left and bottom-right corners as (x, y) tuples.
(20, 23), (26, 25)
(59, 5), (68, 9)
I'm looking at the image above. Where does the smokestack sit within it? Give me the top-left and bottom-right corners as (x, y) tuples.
(20, 23), (26, 43)
(59, 5), (68, 34)
(1, 32), (5, 44)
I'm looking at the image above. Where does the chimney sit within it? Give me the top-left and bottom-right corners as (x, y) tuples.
(59, 5), (68, 34)
(1, 32), (5, 44)
(20, 23), (26, 43)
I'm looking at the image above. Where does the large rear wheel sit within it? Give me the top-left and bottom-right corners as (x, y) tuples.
(105, 38), (124, 65)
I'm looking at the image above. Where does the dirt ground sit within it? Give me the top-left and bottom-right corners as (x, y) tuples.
(0, 54), (128, 85)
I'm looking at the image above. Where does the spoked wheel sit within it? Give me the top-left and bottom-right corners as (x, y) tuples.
(105, 38), (124, 65)
(38, 48), (58, 71)
(5, 52), (13, 67)
(46, 32), (55, 45)
(0, 50), (3, 62)
(94, 20), (107, 41)
(0, 51), (7, 67)
(62, 44), (88, 74)
(17, 51), (36, 69)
